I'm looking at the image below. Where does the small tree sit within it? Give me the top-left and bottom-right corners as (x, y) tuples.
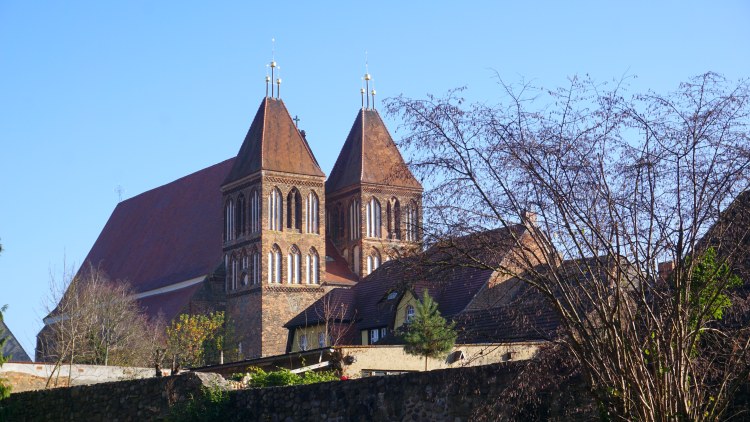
(402, 290), (457, 371)
(166, 311), (225, 369)
(0, 305), (12, 399)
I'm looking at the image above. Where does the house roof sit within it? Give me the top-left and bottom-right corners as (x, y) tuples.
(82, 158), (234, 298)
(281, 225), (527, 332)
(1, 319), (31, 362)
(324, 238), (358, 286)
(453, 304), (560, 343)
(223, 97), (324, 186)
(285, 288), (356, 328)
(326, 109), (422, 193)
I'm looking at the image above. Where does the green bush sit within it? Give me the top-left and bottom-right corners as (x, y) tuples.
(166, 385), (231, 422)
(233, 367), (339, 388)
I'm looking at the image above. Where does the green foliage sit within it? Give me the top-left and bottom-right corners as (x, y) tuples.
(167, 312), (225, 368)
(0, 305), (12, 400)
(234, 366), (339, 388)
(687, 247), (742, 328)
(401, 290), (457, 370)
(166, 385), (231, 422)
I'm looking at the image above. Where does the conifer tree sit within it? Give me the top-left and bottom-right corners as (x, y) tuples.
(402, 290), (457, 371)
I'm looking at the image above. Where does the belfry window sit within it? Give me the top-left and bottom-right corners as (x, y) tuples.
(224, 199), (234, 242)
(249, 189), (260, 234)
(353, 245), (361, 275)
(306, 191), (319, 234)
(287, 188), (302, 231)
(241, 255), (249, 286)
(288, 245), (301, 284)
(365, 198), (381, 238)
(251, 249), (260, 284)
(406, 201), (418, 242)
(393, 199), (401, 240)
(235, 194), (245, 238)
(268, 244), (282, 283)
(269, 188), (282, 231)
(366, 248), (381, 275)
(348, 200), (360, 240)
(306, 247), (319, 284)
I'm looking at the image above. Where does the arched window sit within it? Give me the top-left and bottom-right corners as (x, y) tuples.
(235, 194), (245, 238)
(306, 247), (319, 284)
(406, 200), (418, 241)
(349, 200), (360, 240)
(366, 248), (381, 275)
(286, 188), (302, 231)
(241, 254), (249, 286)
(288, 245), (301, 284)
(251, 248), (260, 284)
(394, 199), (402, 240)
(224, 254), (229, 291)
(306, 191), (319, 234)
(249, 189), (260, 234)
(224, 199), (234, 242)
(269, 188), (282, 231)
(231, 257), (238, 290)
(337, 204), (345, 241)
(268, 244), (282, 283)
(353, 245), (361, 275)
(365, 197), (381, 238)
(386, 202), (392, 238)
(406, 304), (415, 323)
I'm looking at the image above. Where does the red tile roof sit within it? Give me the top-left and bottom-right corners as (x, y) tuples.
(326, 109), (422, 193)
(81, 159), (234, 296)
(223, 98), (324, 186)
(324, 238), (358, 285)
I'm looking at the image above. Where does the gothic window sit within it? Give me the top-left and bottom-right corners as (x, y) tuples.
(406, 304), (415, 323)
(337, 204), (345, 241)
(353, 245), (361, 275)
(306, 191), (319, 234)
(224, 254), (229, 291)
(268, 244), (282, 283)
(288, 245), (301, 284)
(306, 247), (319, 284)
(287, 188), (302, 231)
(366, 248), (381, 275)
(348, 200), (360, 240)
(224, 199), (234, 242)
(365, 197), (382, 238)
(251, 249), (260, 284)
(393, 199), (402, 240)
(235, 194), (245, 238)
(241, 254), (249, 286)
(269, 188), (282, 231)
(249, 189), (260, 234)
(406, 200), (418, 242)
(231, 257), (238, 290)
(386, 202), (392, 238)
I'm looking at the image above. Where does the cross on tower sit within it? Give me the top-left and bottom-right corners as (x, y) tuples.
(293, 115), (300, 127)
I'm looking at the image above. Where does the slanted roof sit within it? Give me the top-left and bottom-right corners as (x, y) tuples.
(355, 225), (527, 331)
(453, 305), (560, 344)
(326, 109), (422, 193)
(285, 288), (356, 328)
(1, 319), (31, 362)
(324, 238), (358, 286)
(82, 159), (233, 298)
(223, 97), (324, 186)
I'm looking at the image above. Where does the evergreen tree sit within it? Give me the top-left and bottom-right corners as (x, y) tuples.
(402, 290), (457, 371)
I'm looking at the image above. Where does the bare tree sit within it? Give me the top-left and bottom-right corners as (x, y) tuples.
(39, 263), (158, 386)
(385, 73), (750, 421)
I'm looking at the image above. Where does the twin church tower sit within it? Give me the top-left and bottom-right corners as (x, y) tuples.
(219, 63), (423, 357)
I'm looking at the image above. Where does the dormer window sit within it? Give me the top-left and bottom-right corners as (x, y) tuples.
(386, 291), (398, 301)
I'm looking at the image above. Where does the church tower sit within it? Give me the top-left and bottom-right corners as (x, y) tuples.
(326, 75), (423, 279)
(221, 62), (327, 358)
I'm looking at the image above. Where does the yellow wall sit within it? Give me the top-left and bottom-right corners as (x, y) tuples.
(393, 293), (420, 330)
(337, 342), (544, 378)
(290, 325), (327, 352)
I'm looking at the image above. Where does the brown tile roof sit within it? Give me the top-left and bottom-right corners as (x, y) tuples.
(137, 283), (205, 322)
(326, 109), (422, 193)
(81, 159), (233, 307)
(324, 238), (358, 286)
(453, 305), (561, 343)
(223, 97), (324, 185)
(284, 288), (356, 328)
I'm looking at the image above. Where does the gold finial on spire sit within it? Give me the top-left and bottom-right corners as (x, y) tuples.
(371, 89), (376, 110)
(361, 87), (366, 109)
(276, 78), (281, 99)
(363, 51), (373, 109)
(269, 37), (278, 98)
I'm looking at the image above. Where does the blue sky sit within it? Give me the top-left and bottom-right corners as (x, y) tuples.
(1, 1), (748, 358)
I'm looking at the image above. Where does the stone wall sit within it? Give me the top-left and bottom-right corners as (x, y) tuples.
(0, 362), (168, 392)
(0, 372), (229, 422)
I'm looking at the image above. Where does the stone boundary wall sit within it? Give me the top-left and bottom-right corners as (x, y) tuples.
(0, 372), (229, 422)
(0, 364), (535, 421)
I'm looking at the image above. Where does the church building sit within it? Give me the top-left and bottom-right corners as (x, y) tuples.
(37, 64), (423, 361)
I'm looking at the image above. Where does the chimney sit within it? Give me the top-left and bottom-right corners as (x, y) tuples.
(658, 261), (675, 282)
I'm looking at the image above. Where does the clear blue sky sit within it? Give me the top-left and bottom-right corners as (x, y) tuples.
(1, 1), (748, 358)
